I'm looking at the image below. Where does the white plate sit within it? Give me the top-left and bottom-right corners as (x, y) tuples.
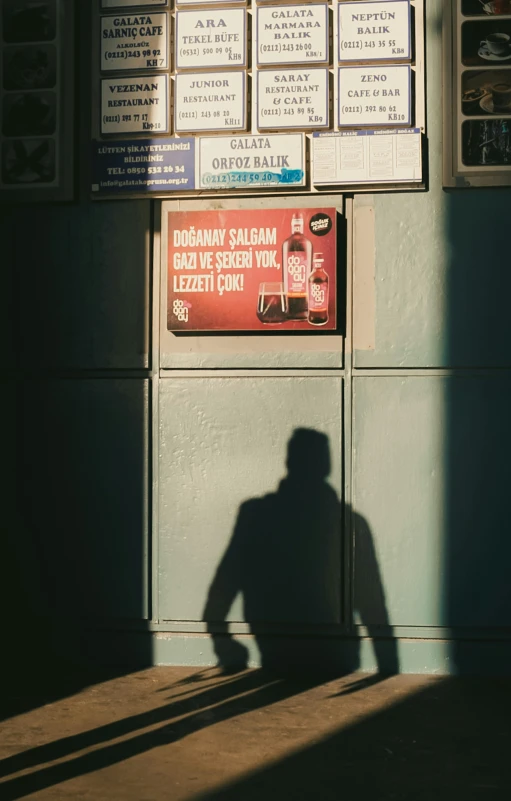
(478, 47), (511, 61)
(480, 94), (511, 113)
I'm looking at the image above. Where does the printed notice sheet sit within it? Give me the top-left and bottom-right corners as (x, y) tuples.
(312, 129), (421, 185)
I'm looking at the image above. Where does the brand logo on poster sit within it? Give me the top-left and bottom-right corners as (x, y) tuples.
(309, 212), (333, 235)
(166, 208), (337, 331)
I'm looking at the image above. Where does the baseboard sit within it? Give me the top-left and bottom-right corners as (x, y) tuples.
(70, 628), (511, 676)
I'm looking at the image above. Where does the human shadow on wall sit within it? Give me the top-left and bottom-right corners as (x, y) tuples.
(204, 428), (398, 677)
(0, 431), (396, 800)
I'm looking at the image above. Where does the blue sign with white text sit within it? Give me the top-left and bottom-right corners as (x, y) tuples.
(91, 138), (195, 194)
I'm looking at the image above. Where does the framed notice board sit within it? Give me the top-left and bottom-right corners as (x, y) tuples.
(91, 0), (426, 198)
(444, 0), (511, 187)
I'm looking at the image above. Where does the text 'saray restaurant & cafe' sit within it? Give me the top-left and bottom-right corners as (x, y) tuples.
(91, 0), (424, 333)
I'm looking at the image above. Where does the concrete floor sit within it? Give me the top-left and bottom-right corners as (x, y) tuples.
(1, 667), (510, 800)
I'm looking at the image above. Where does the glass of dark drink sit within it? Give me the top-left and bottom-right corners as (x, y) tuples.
(257, 282), (288, 324)
(493, 1), (511, 15)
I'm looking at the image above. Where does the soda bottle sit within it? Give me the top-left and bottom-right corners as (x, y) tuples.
(282, 214), (312, 320)
(308, 252), (329, 326)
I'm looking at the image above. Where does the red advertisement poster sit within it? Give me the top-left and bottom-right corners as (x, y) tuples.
(166, 207), (337, 332)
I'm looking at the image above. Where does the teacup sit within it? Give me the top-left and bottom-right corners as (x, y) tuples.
(492, 82), (511, 108)
(481, 33), (511, 56)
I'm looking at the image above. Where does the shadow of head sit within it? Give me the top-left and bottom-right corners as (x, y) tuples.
(286, 428), (331, 483)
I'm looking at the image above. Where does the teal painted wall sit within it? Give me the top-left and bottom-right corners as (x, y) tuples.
(3, 0), (511, 677)
(351, 0), (511, 678)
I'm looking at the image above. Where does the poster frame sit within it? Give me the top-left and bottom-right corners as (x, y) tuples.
(159, 196), (347, 351)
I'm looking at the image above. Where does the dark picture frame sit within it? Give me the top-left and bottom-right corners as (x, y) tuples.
(0, 0), (75, 202)
(444, 0), (511, 187)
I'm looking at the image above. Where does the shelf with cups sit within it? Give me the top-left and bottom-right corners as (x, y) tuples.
(459, 20), (511, 121)
(460, 17), (511, 66)
(459, 14), (511, 156)
(461, 69), (511, 117)
(444, 1), (511, 185)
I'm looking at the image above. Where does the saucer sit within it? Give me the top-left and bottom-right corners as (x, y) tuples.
(463, 90), (487, 103)
(478, 47), (511, 61)
(480, 94), (511, 113)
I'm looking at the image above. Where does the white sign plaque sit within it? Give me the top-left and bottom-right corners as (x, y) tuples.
(258, 69), (329, 130)
(199, 133), (306, 189)
(177, 0), (241, 5)
(313, 129), (421, 185)
(101, 75), (168, 134)
(338, 0), (411, 62)
(175, 72), (246, 133)
(338, 65), (411, 127)
(101, 0), (167, 8)
(256, 5), (328, 67)
(100, 13), (168, 72)
(176, 9), (246, 70)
